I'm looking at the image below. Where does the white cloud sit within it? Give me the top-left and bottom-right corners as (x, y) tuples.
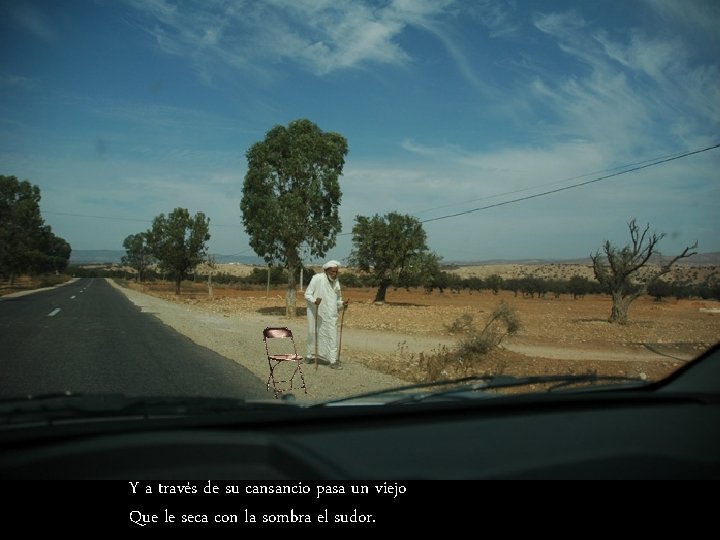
(122, 0), (456, 77)
(529, 8), (720, 157)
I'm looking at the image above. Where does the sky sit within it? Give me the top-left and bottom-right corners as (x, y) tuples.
(1, 0), (719, 265)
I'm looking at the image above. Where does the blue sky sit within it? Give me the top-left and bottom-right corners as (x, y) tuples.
(1, 0), (718, 265)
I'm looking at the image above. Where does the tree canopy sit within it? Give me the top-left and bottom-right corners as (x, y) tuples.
(146, 208), (210, 294)
(347, 212), (440, 303)
(122, 232), (155, 282)
(240, 118), (348, 316)
(591, 218), (697, 324)
(0, 175), (71, 282)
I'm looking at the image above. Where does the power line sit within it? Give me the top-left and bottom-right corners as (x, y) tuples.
(419, 143), (720, 225)
(42, 211), (251, 255)
(42, 212), (151, 223)
(42, 211), (244, 229)
(44, 143), (719, 233)
(413, 148), (702, 216)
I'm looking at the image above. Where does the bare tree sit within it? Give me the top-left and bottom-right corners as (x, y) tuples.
(591, 219), (698, 324)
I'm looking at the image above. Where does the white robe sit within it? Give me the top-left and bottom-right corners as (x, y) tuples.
(304, 272), (344, 363)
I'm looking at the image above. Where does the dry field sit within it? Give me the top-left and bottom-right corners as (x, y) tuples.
(128, 274), (720, 386)
(6, 264), (717, 388)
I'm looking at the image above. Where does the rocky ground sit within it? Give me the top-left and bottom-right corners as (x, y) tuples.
(113, 279), (720, 402)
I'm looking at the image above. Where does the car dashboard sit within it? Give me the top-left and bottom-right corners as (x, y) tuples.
(1, 384), (719, 480)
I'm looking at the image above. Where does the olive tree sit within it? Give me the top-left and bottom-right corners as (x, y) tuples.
(591, 218), (697, 324)
(122, 232), (154, 282)
(147, 208), (210, 294)
(348, 212), (440, 303)
(240, 119), (348, 317)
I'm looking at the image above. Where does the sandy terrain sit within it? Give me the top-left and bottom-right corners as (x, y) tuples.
(114, 276), (720, 402)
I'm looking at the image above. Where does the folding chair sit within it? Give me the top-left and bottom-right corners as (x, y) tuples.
(263, 327), (307, 398)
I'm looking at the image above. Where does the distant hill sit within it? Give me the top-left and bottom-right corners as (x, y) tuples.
(444, 252), (720, 267)
(69, 250), (265, 266)
(70, 249), (719, 267)
(69, 250), (127, 264)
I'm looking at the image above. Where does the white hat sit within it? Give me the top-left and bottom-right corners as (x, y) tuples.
(322, 260), (341, 269)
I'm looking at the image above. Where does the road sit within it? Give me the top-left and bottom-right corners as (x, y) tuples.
(0, 278), (268, 400)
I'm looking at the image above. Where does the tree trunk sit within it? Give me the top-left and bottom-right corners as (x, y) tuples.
(374, 282), (388, 303)
(174, 276), (181, 295)
(286, 261), (298, 317)
(609, 291), (629, 324)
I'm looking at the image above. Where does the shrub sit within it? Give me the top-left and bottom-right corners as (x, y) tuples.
(402, 301), (521, 382)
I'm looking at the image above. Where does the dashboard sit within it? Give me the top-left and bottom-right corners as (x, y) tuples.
(3, 346), (719, 531)
(2, 384), (719, 480)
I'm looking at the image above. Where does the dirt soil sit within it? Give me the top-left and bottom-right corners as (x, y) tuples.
(122, 280), (720, 392)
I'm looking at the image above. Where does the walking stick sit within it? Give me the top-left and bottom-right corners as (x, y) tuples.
(337, 302), (347, 364)
(314, 303), (319, 371)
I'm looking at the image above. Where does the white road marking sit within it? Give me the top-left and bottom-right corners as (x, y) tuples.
(48, 308), (61, 317)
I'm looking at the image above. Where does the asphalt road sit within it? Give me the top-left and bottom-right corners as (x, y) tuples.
(0, 278), (268, 400)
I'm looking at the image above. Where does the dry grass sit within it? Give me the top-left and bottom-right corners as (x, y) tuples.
(124, 275), (720, 386)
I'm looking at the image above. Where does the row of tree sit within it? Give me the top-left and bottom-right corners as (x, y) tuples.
(115, 118), (697, 325)
(122, 208), (210, 294)
(4, 118), (700, 328)
(0, 175), (71, 282)
(116, 119), (438, 317)
(71, 259), (720, 304)
(1, 172), (209, 295)
(235, 119), (698, 324)
(238, 119), (446, 316)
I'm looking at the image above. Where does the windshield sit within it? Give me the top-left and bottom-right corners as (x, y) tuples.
(1, 1), (718, 410)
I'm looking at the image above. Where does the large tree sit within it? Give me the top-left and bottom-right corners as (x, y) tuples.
(348, 212), (440, 303)
(122, 232), (155, 282)
(146, 208), (210, 294)
(34, 225), (71, 274)
(240, 118), (348, 317)
(591, 218), (697, 324)
(0, 175), (71, 281)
